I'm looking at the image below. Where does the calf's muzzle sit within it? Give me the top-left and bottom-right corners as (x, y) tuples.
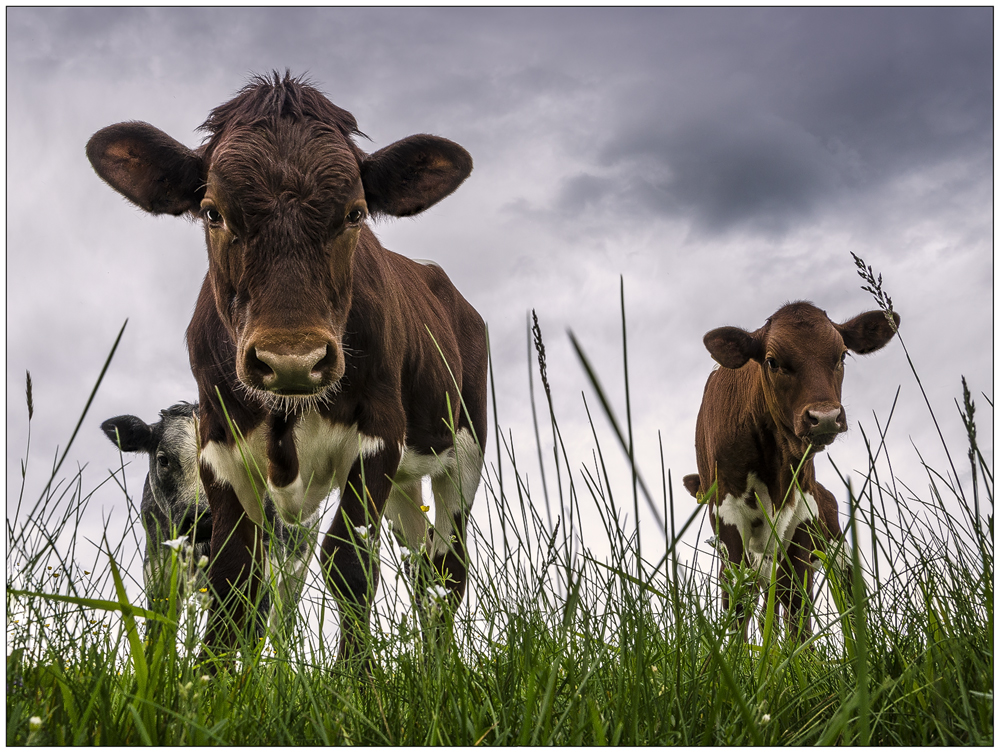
(801, 405), (846, 447)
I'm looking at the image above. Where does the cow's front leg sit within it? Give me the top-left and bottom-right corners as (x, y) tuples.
(711, 510), (756, 639)
(813, 483), (854, 597)
(320, 438), (401, 663)
(200, 467), (266, 664)
(778, 524), (817, 640)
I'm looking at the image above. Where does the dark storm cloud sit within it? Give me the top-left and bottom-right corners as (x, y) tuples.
(544, 7), (993, 235)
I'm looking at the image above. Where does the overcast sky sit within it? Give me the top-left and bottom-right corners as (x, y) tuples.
(7, 8), (993, 589)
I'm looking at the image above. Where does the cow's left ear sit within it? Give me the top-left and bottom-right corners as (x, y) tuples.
(361, 135), (473, 218)
(836, 310), (900, 354)
(703, 326), (764, 369)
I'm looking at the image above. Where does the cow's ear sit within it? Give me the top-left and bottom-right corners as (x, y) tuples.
(101, 415), (157, 455)
(837, 310), (900, 354)
(703, 326), (762, 369)
(87, 122), (203, 215)
(682, 474), (701, 499)
(361, 135), (473, 218)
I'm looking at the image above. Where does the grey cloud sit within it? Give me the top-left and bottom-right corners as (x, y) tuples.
(532, 7), (994, 236)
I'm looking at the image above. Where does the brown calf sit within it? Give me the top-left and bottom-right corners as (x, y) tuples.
(87, 72), (487, 663)
(683, 301), (898, 638)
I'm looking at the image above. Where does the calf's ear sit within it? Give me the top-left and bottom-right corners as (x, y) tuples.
(703, 326), (762, 369)
(361, 135), (473, 218)
(837, 310), (900, 354)
(86, 122), (203, 215)
(101, 415), (157, 455)
(682, 474), (701, 499)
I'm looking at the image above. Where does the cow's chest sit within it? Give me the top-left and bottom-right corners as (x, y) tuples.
(716, 472), (819, 571)
(200, 413), (458, 528)
(201, 414), (384, 526)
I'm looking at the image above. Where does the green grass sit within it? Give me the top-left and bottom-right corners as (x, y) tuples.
(7, 264), (993, 745)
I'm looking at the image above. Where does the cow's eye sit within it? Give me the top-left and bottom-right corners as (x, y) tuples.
(346, 208), (365, 225)
(156, 453), (170, 470)
(765, 357), (779, 372)
(839, 351), (848, 366)
(204, 207), (224, 225)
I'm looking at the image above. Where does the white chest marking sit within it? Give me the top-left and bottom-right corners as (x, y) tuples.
(201, 416), (379, 526)
(200, 416), (482, 533)
(716, 472), (819, 577)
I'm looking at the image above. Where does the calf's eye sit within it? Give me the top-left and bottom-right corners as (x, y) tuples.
(765, 357), (779, 371)
(346, 208), (365, 224)
(156, 454), (170, 470)
(205, 207), (223, 225)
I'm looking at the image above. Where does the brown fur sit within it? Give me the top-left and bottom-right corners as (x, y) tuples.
(686, 301), (899, 638)
(88, 72), (487, 664)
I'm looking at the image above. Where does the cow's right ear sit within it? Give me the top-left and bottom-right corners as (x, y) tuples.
(703, 326), (762, 369)
(86, 122), (203, 215)
(361, 134), (473, 218)
(101, 415), (157, 455)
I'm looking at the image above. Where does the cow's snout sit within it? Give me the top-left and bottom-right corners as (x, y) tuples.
(803, 406), (846, 446)
(244, 337), (343, 395)
(180, 508), (214, 544)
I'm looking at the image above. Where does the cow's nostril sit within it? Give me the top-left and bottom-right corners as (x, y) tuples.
(312, 344), (339, 376)
(246, 349), (276, 382)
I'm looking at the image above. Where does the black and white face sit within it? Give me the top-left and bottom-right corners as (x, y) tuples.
(101, 403), (211, 542)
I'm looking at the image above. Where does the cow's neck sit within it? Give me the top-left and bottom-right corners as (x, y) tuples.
(738, 365), (819, 502)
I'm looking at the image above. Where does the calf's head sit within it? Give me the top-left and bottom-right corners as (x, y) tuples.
(703, 301), (899, 454)
(102, 402), (211, 543)
(87, 73), (472, 403)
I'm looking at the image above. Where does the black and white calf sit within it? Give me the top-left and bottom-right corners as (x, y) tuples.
(102, 401), (316, 635)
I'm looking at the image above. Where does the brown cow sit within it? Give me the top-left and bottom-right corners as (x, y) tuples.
(87, 72), (487, 664)
(683, 301), (898, 638)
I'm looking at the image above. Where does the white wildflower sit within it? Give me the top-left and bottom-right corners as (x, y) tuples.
(28, 716), (42, 732)
(761, 714), (771, 724)
(353, 525), (370, 541)
(163, 537), (188, 552)
(197, 555), (209, 568)
(427, 584), (450, 601)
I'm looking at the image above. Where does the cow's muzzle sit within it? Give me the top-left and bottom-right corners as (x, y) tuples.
(178, 508), (213, 545)
(802, 406), (846, 447)
(242, 336), (343, 395)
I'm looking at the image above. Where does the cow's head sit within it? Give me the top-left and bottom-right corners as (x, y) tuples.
(87, 73), (472, 405)
(102, 402), (212, 543)
(703, 301), (899, 455)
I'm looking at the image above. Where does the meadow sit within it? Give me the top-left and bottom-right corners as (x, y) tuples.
(6, 269), (993, 746)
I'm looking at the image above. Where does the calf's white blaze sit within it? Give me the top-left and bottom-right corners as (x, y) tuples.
(156, 415), (205, 517)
